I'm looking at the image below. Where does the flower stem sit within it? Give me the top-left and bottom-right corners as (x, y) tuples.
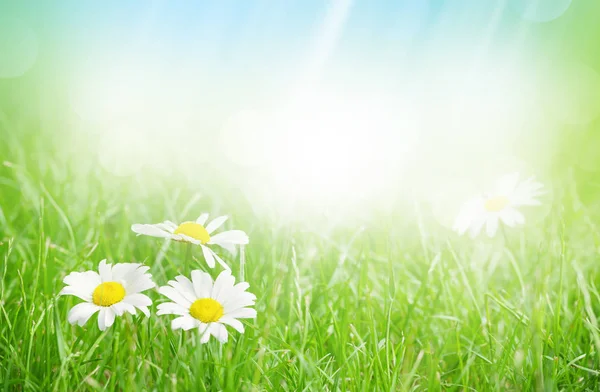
(239, 245), (245, 281)
(185, 242), (192, 266)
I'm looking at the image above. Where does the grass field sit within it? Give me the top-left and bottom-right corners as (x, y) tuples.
(2, 117), (600, 392)
(3, 1), (600, 391)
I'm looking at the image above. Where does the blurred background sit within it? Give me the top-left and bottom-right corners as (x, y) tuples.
(1, 0), (600, 225)
(4, 3), (600, 389)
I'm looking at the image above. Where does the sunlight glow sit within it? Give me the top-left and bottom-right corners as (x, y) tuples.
(68, 39), (550, 216)
(266, 89), (419, 205)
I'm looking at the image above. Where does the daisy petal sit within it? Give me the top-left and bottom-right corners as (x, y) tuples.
(111, 263), (139, 282)
(170, 275), (197, 302)
(486, 215), (499, 238)
(121, 265), (150, 282)
(210, 248), (231, 271)
(201, 245), (216, 268)
(223, 293), (257, 313)
(453, 214), (470, 235)
(175, 275), (195, 296)
(63, 271), (101, 289)
(453, 198), (484, 235)
(98, 259), (113, 282)
(191, 270), (213, 298)
(125, 274), (156, 294)
(172, 316), (200, 331)
(512, 178), (545, 205)
(112, 301), (136, 316)
(226, 307), (257, 319)
(215, 241), (237, 255)
(200, 325), (212, 343)
(155, 222), (176, 233)
(212, 270), (235, 301)
(159, 286), (192, 307)
(512, 208), (525, 225)
(178, 234), (201, 245)
(469, 215), (487, 238)
(131, 224), (172, 238)
(219, 316), (245, 333)
(209, 230), (249, 245)
(124, 293), (152, 308)
(167, 280), (197, 303)
(205, 216), (228, 234)
(157, 302), (188, 316)
(98, 307), (116, 331)
(196, 213), (209, 226)
(495, 172), (520, 194)
(210, 323), (228, 343)
(513, 198), (542, 207)
(164, 220), (178, 230)
(234, 282), (250, 292)
(137, 306), (150, 317)
(68, 303), (99, 327)
(453, 205), (475, 235)
(60, 286), (93, 302)
(500, 210), (515, 227)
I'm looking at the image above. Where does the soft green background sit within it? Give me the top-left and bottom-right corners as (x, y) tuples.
(2, 1), (600, 391)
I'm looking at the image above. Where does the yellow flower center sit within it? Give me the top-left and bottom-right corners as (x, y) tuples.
(484, 196), (509, 212)
(189, 298), (224, 323)
(174, 222), (211, 244)
(92, 282), (126, 307)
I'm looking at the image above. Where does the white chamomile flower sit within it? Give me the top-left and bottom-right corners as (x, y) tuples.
(131, 213), (249, 269)
(60, 260), (155, 331)
(157, 269), (256, 343)
(453, 172), (544, 238)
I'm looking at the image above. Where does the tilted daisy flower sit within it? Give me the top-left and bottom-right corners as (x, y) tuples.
(453, 172), (544, 238)
(60, 260), (155, 331)
(157, 269), (256, 343)
(131, 213), (249, 269)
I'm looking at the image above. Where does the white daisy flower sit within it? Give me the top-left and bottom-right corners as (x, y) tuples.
(131, 213), (249, 269)
(157, 269), (257, 343)
(60, 260), (155, 331)
(453, 172), (544, 238)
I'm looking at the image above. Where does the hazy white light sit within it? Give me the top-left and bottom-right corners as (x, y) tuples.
(415, 51), (541, 165)
(509, 0), (572, 22)
(64, 32), (554, 217)
(68, 51), (200, 175)
(429, 178), (479, 230)
(70, 61), (156, 123)
(0, 17), (37, 78)
(220, 109), (274, 167)
(97, 123), (153, 177)
(265, 89), (419, 205)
